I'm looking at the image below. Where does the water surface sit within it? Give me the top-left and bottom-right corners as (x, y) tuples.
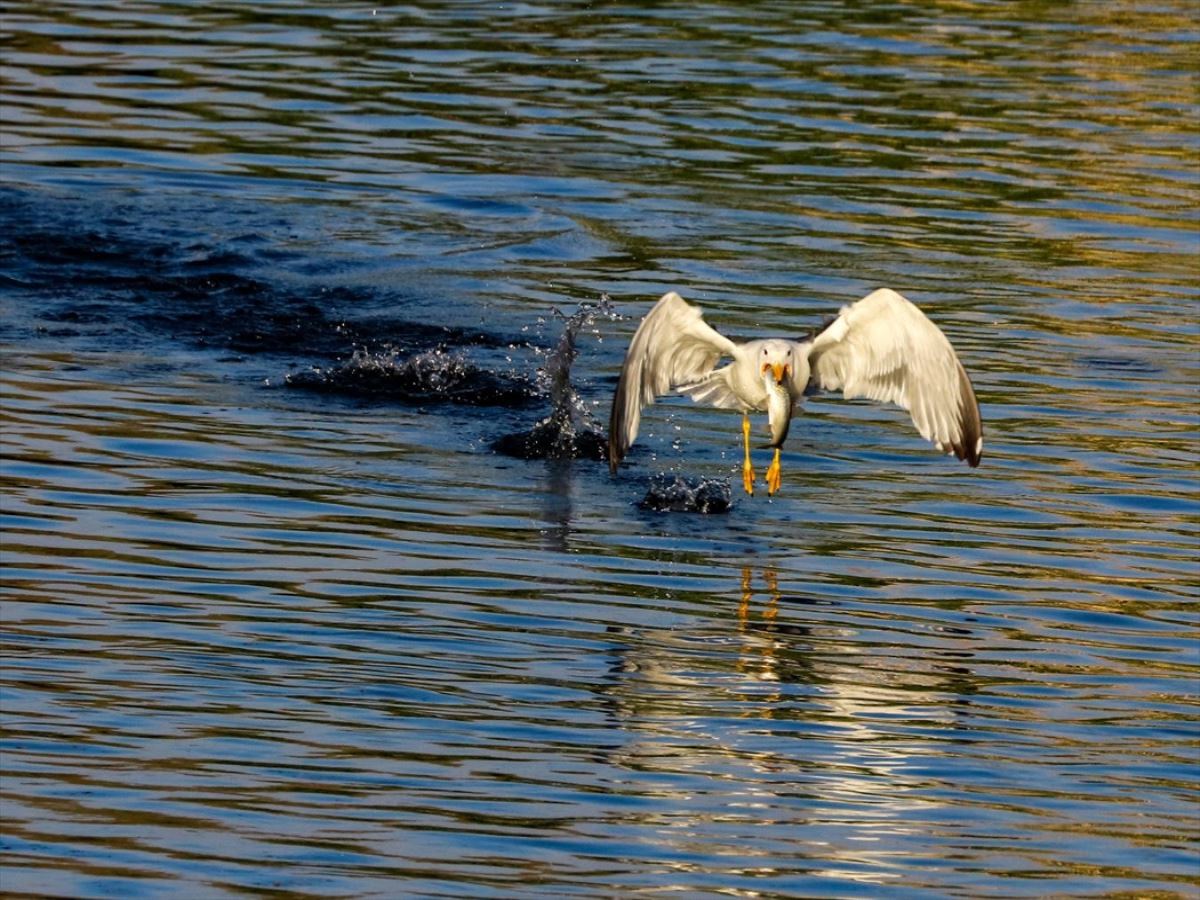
(2, 2), (1198, 897)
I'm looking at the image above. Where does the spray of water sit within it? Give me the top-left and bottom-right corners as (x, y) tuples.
(285, 345), (537, 407)
(285, 294), (731, 510)
(637, 473), (732, 514)
(493, 295), (618, 460)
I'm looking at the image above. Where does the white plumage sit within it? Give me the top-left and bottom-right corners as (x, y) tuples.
(609, 288), (982, 496)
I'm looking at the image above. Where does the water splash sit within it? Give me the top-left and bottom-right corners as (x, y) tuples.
(285, 346), (538, 407)
(492, 296), (617, 460)
(638, 473), (733, 514)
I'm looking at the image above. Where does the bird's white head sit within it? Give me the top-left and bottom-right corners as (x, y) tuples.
(757, 340), (795, 388)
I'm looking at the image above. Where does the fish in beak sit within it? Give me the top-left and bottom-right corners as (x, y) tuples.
(763, 370), (794, 448)
(761, 361), (790, 385)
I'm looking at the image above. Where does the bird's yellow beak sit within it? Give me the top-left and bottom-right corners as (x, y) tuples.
(770, 362), (789, 385)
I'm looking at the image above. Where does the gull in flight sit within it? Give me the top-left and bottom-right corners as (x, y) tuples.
(609, 288), (983, 496)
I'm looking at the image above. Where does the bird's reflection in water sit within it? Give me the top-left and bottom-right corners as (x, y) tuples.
(739, 565), (780, 625)
(600, 567), (980, 887)
(735, 566), (786, 692)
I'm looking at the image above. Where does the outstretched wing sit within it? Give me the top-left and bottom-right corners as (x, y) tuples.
(609, 291), (738, 472)
(806, 288), (983, 466)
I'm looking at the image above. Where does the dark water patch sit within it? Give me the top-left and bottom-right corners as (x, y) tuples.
(0, 186), (535, 364)
(177, 246), (261, 273)
(637, 473), (734, 514)
(7, 223), (174, 271)
(0, 193), (178, 309)
(42, 305), (117, 325)
(133, 278), (528, 361)
(492, 421), (608, 460)
(133, 281), (349, 358)
(285, 347), (539, 408)
(0, 190), (332, 354)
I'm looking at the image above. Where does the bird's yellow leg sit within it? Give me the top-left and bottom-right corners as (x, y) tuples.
(741, 414), (755, 496)
(765, 447), (782, 496)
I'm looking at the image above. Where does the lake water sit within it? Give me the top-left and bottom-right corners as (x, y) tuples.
(2, 2), (1198, 896)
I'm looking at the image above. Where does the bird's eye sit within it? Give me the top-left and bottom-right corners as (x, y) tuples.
(761, 348), (767, 355)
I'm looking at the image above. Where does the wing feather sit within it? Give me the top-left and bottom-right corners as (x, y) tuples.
(808, 288), (983, 466)
(609, 291), (738, 471)
(676, 368), (743, 410)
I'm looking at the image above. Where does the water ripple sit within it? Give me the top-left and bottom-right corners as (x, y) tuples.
(3, 1), (1199, 896)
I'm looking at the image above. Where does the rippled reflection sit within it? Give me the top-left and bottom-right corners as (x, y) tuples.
(601, 568), (967, 889)
(2, 0), (1198, 896)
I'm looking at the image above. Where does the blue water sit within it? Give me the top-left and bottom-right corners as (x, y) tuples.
(2, 2), (1198, 896)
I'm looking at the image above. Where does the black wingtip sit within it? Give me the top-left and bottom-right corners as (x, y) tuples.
(956, 362), (983, 468)
(951, 439), (982, 468)
(608, 381), (625, 475)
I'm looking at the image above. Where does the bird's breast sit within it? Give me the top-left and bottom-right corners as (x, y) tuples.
(730, 359), (771, 410)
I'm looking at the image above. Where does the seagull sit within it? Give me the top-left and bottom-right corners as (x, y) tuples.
(608, 288), (982, 496)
